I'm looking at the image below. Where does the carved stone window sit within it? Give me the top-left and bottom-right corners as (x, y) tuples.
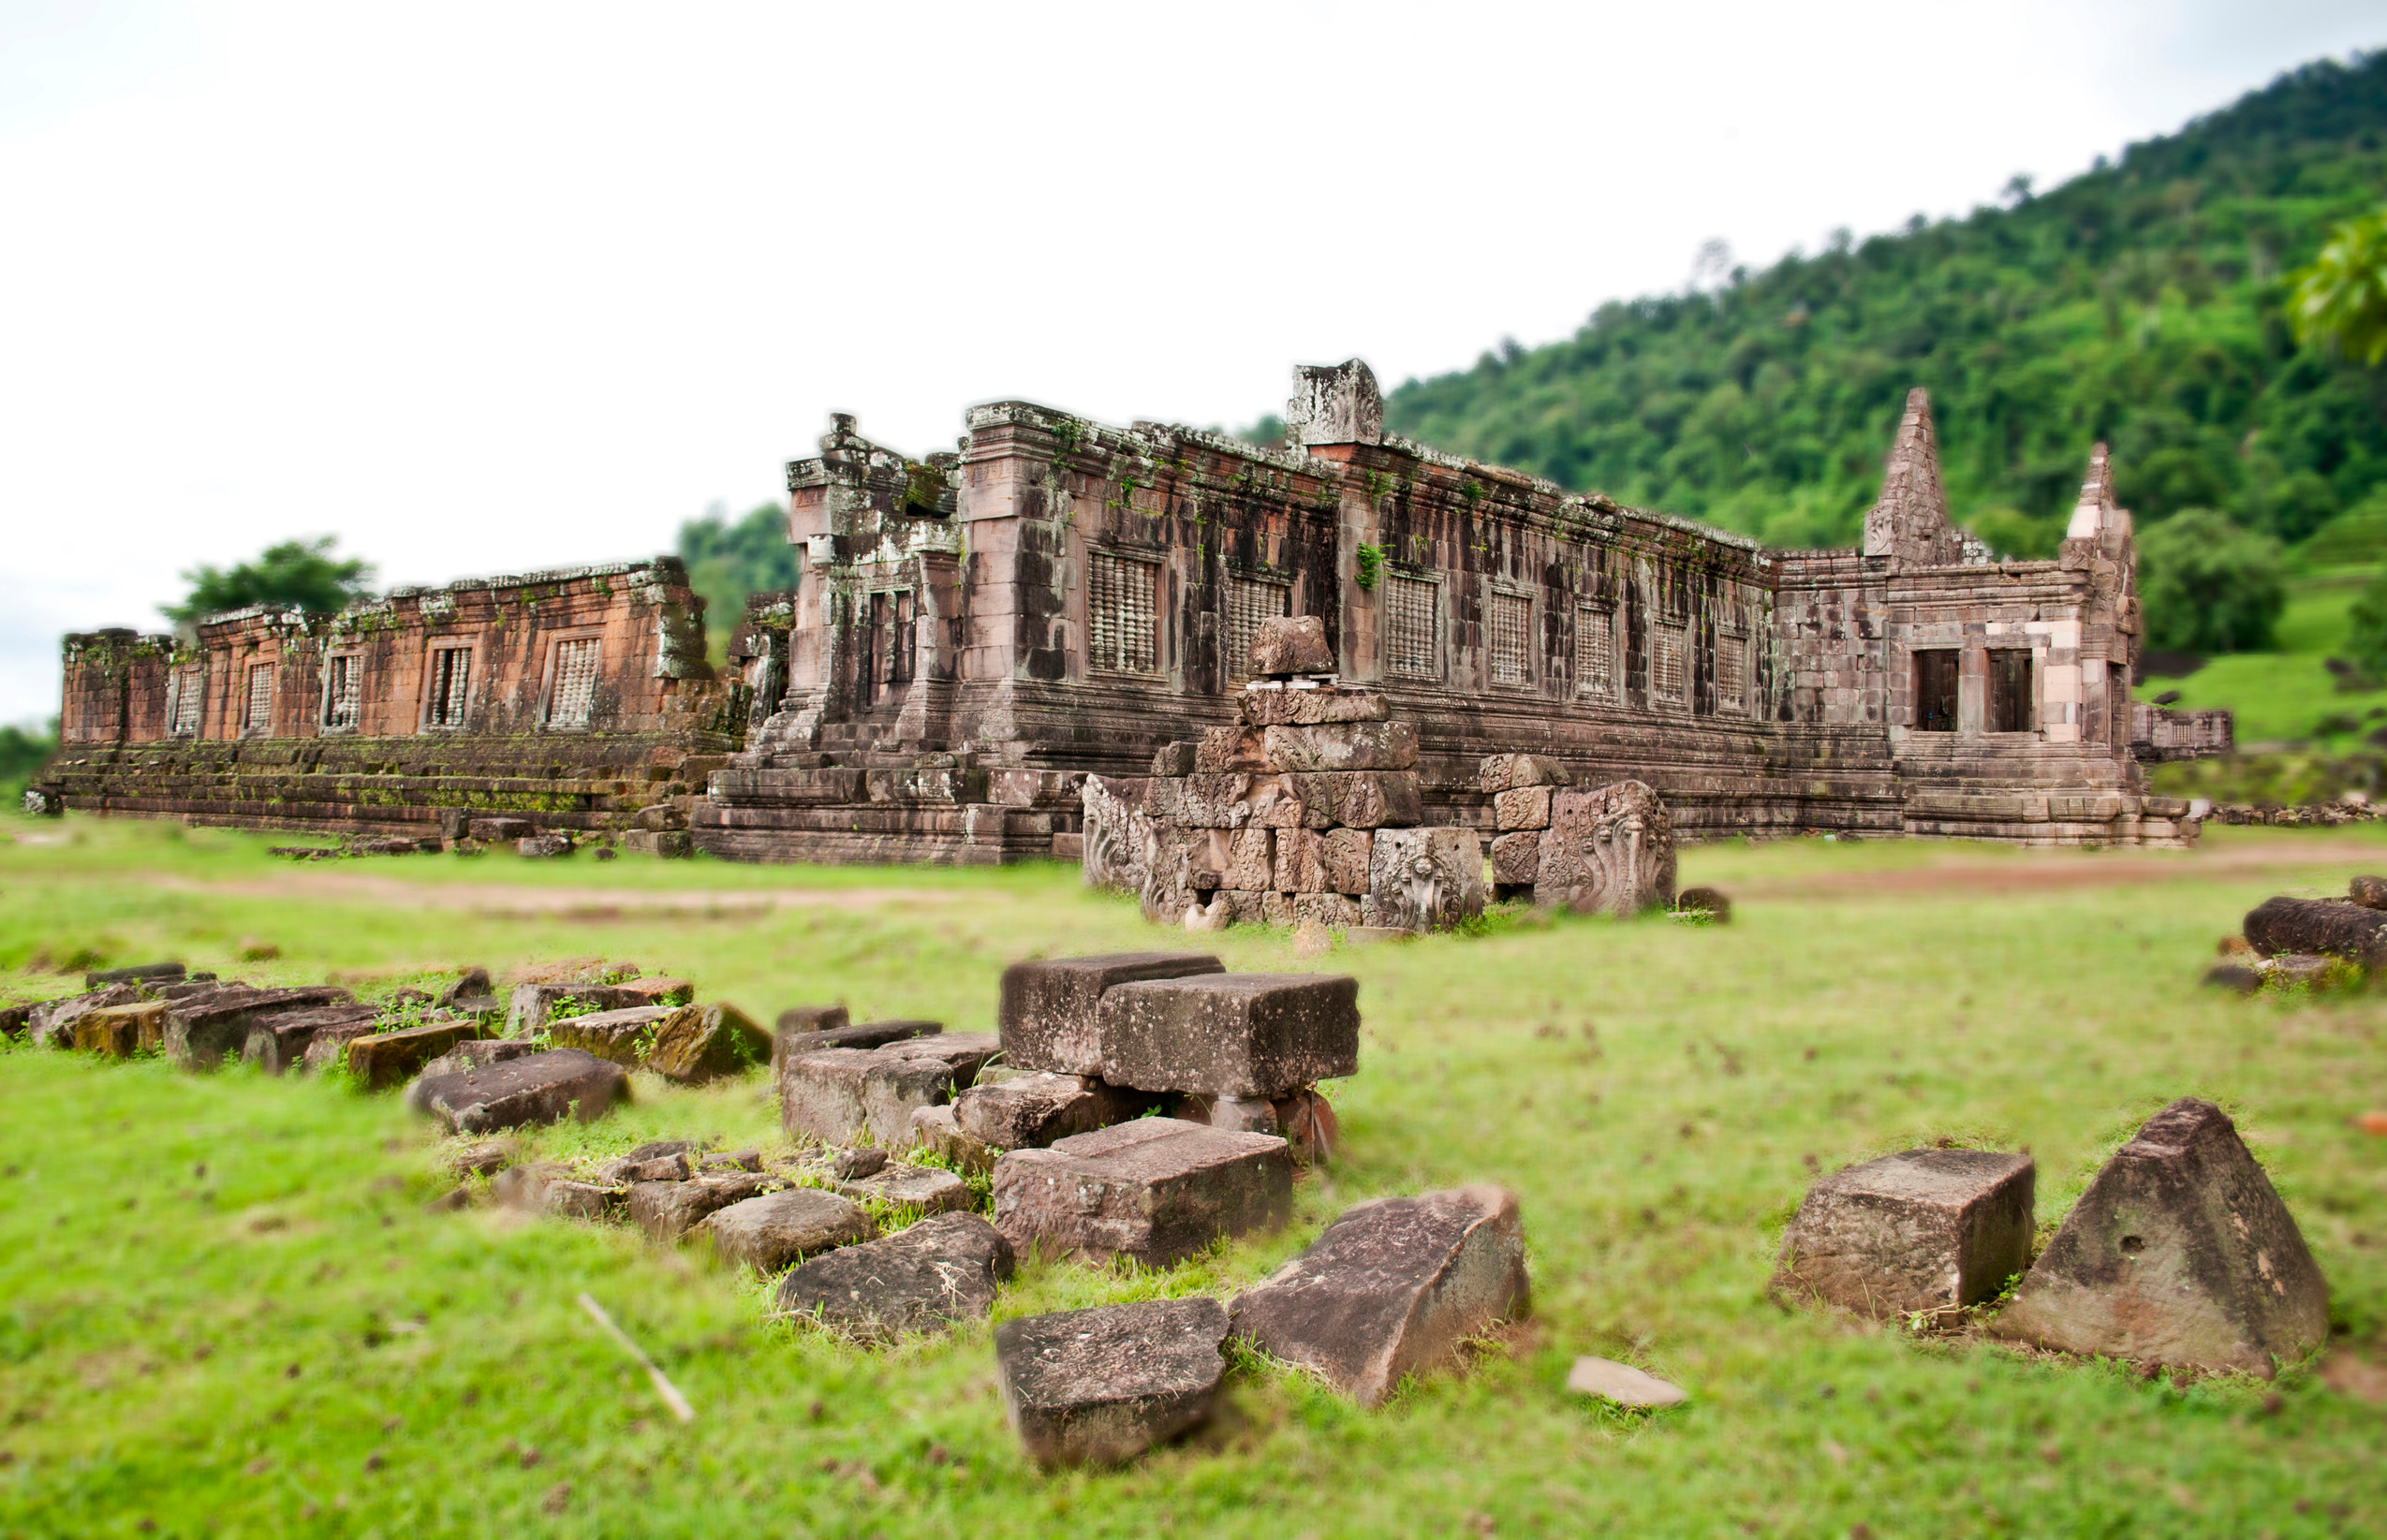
(1575, 605), (1613, 698)
(1089, 552), (1158, 674)
(1989, 649), (2034, 732)
(322, 654), (362, 730)
(1715, 628), (1748, 714)
(547, 637), (602, 728)
(1385, 574), (1439, 680)
(242, 662), (275, 736)
(1651, 623), (1687, 705)
(1488, 592), (1531, 687)
(169, 666), (202, 737)
(1224, 575), (1289, 681)
(1914, 649), (1959, 732)
(425, 645), (472, 729)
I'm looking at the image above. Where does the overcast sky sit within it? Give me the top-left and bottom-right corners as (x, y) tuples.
(2, 1), (2380, 725)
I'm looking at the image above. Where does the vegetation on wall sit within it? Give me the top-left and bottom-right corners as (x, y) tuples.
(162, 536), (376, 628)
(1369, 54), (2387, 591)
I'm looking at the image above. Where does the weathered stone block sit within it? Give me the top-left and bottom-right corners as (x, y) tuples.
(1192, 726), (1269, 774)
(1489, 829), (1541, 887)
(954, 1072), (1158, 1150)
(1537, 779), (1676, 917)
(697, 1189), (875, 1272)
(300, 1019), (382, 1075)
(1291, 892), (1363, 929)
(506, 981), (652, 1034)
(1494, 785), (1554, 831)
(405, 1048), (631, 1134)
(1247, 614), (1334, 676)
(910, 1103), (1002, 1174)
(645, 1003), (770, 1083)
(622, 829), (693, 858)
(1081, 774), (1148, 893)
(1239, 683), (1388, 726)
(998, 952), (1223, 1076)
(1149, 741), (1197, 778)
(2242, 896), (2387, 965)
(992, 1118), (1293, 1265)
(1230, 1185), (1528, 1407)
(1565, 1357), (1687, 1408)
(1261, 721), (1418, 772)
(834, 1161), (971, 1213)
(996, 1298), (1230, 1467)
(628, 1170), (773, 1241)
(1773, 1149), (2035, 1318)
(468, 816), (535, 842)
(417, 1036), (543, 1078)
(2350, 874), (2387, 910)
(165, 987), (353, 1071)
(1990, 1099), (2328, 1376)
(545, 1005), (671, 1067)
(1094, 973), (1360, 1097)
(1478, 754), (1566, 793)
(73, 1003), (155, 1058)
(608, 975), (695, 1008)
(1363, 827), (1486, 931)
(780, 1033), (1000, 1148)
(346, 1021), (484, 1090)
(241, 1004), (379, 1074)
(775, 1211), (1014, 1342)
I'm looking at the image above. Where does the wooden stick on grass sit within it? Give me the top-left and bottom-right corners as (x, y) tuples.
(576, 1293), (696, 1424)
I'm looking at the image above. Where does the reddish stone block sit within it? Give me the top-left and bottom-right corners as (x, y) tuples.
(993, 1118), (1293, 1266)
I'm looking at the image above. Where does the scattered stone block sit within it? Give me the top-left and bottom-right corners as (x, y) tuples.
(1565, 1357), (1687, 1409)
(1261, 722), (1418, 773)
(165, 987), (354, 1070)
(72, 1003), (154, 1058)
(645, 1003), (770, 1083)
(85, 961), (186, 989)
(468, 816), (535, 842)
(446, 1139), (517, 1178)
(831, 1147), (888, 1180)
(1363, 827), (1486, 931)
(599, 1153), (692, 1184)
(2350, 874), (2387, 910)
(1247, 614), (1335, 676)
(787, 1015), (937, 1055)
(629, 1170), (774, 1241)
(27, 983), (141, 1050)
(2242, 895), (2387, 965)
(954, 1072), (1157, 1149)
(506, 982), (654, 1034)
(998, 952), (1224, 1077)
(540, 1180), (626, 1219)
(416, 1036), (543, 1079)
(241, 1004), (379, 1074)
(1275, 1087), (1341, 1164)
(1489, 829), (1541, 887)
(698, 1189), (876, 1271)
(1990, 1098), (2329, 1376)
(346, 1021), (484, 1091)
(0, 1005), (30, 1040)
(1673, 886), (1731, 923)
(516, 834), (573, 858)
(910, 1104), (1002, 1174)
(776, 1211), (1014, 1342)
(300, 1019), (383, 1075)
(545, 1005), (671, 1066)
(1537, 780), (1676, 917)
(608, 975), (695, 1008)
(1290, 920), (1333, 958)
(1478, 754), (1566, 794)
(1239, 683), (1387, 726)
(623, 830), (694, 858)
(2203, 963), (2264, 995)
(834, 1162), (971, 1214)
(993, 1118), (1292, 1265)
(438, 967), (494, 1005)
(780, 1033), (1000, 1148)
(1093, 973), (1359, 1098)
(405, 1049), (632, 1134)
(1774, 1148), (2034, 1318)
(1495, 785), (1554, 831)
(1230, 1185), (1528, 1407)
(995, 1298), (1230, 1467)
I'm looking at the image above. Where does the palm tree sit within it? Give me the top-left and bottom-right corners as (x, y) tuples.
(2288, 207), (2387, 365)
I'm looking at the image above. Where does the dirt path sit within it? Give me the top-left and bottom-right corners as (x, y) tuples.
(145, 872), (968, 920)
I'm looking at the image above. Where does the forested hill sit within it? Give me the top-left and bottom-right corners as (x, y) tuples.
(1377, 51), (2387, 559)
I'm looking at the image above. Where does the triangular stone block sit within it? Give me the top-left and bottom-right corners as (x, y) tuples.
(1861, 387), (1962, 564)
(1991, 1099), (2328, 1377)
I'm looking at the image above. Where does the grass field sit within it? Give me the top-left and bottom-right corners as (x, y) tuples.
(3, 815), (2384, 1538)
(2145, 567), (2387, 750)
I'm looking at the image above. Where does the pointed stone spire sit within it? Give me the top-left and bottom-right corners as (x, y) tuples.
(2066, 442), (2128, 540)
(1862, 388), (1963, 564)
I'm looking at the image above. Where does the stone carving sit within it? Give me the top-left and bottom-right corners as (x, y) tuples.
(1363, 828), (1485, 931)
(1537, 780), (1675, 917)
(1081, 774), (1146, 894)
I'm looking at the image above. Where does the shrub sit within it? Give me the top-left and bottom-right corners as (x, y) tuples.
(2137, 509), (2285, 653)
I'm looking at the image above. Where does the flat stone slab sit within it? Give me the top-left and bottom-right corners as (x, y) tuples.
(698, 1189), (876, 1272)
(416, 1037), (544, 1079)
(74, 1001), (165, 1058)
(910, 1104), (1002, 1175)
(1565, 1357), (1687, 1409)
(1991, 1098), (2329, 1377)
(1775, 1148), (2035, 1318)
(645, 1003), (770, 1083)
(998, 953), (1223, 1076)
(628, 1170), (774, 1241)
(544, 1005), (671, 1066)
(833, 1162), (971, 1215)
(1093, 973), (1359, 1098)
(954, 1072), (1158, 1150)
(346, 1021), (483, 1090)
(165, 986), (354, 1070)
(1230, 1184), (1528, 1407)
(775, 1211), (1015, 1343)
(780, 1033), (1001, 1148)
(993, 1118), (1292, 1266)
(995, 1298), (1230, 1467)
(405, 1049), (631, 1135)
(240, 1005), (380, 1075)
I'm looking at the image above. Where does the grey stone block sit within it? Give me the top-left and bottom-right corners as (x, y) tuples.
(1093, 973), (1359, 1098)
(775, 1211), (1014, 1342)
(1245, 614), (1334, 676)
(165, 987), (354, 1071)
(780, 1034), (1000, 1148)
(544, 1005), (671, 1066)
(992, 1117), (1292, 1266)
(997, 952), (1223, 1077)
(644, 1003), (770, 1083)
(405, 1049), (632, 1135)
(1230, 1185), (1528, 1407)
(833, 1162), (971, 1214)
(953, 1071), (1158, 1150)
(996, 1297), (1230, 1467)
(910, 1104), (1002, 1174)
(1990, 1099), (2328, 1376)
(697, 1189), (876, 1272)
(627, 1170), (773, 1241)
(239, 1004), (379, 1075)
(1775, 1148), (2035, 1318)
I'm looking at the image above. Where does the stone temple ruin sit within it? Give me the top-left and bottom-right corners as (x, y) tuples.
(39, 362), (2232, 860)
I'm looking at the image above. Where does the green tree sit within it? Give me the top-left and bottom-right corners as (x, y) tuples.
(676, 503), (799, 662)
(2, 719), (58, 801)
(2288, 206), (2387, 365)
(2136, 508), (2286, 653)
(163, 536), (374, 626)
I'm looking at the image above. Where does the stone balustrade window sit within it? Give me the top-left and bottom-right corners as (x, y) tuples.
(242, 663), (275, 735)
(547, 638), (601, 728)
(1489, 592), (1531, 686)
(323, 655), (361, 730)
(169, 667), (202, 736)
(1575, 605), (1613, 697)
(1716, 629), (1748, 713)
(1089, 552), (1157, 674)
(1651, 623), (1687, 705)
(425, 646), (473, 728)
(1385, 574), (1439, 680)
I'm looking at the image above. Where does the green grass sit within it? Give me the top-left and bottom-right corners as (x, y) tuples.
(2145, 568), (2387, 749)
(3, 816), (2385, 1537)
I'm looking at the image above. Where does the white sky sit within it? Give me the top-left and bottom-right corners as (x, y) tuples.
(2, 0), (2380, 726)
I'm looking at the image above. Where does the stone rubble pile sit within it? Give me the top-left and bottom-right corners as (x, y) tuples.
(2202, 873), (2387, 993)
(1480, 762), (1679, 916)
(1776, 1098), (2329, 1378)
